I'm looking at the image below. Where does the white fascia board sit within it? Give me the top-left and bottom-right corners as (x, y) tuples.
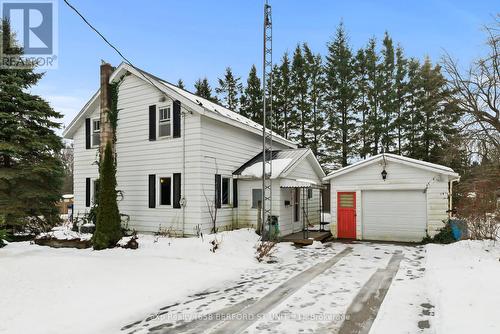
(62, 90), (100, 139)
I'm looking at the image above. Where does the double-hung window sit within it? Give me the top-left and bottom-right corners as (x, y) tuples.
(158, 106), (172, 138)
(159, 177), (172, 206)
(221, 177), (230, 205)
(92, 119), (100, 147)
(252, 189), (262, 209)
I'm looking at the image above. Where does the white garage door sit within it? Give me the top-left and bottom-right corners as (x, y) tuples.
(362, 190), (427, 242)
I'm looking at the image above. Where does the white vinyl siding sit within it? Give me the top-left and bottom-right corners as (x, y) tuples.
(71, 72), (300, 236)
(329, 159), (452, 241)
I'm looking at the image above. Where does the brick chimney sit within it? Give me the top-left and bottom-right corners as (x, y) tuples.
(99, 62), (114, 158)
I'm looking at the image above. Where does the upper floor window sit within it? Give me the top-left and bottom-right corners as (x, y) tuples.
(158, 106), (172, 138)
(92, 119), (100, 147)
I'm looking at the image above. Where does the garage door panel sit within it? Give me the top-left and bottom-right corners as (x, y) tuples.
(362, 190), (426, 242)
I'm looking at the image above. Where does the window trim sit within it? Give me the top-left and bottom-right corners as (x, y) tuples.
(157, 104), (173, 139)
(91, 118), (100, 148)
(158, 176), (173, 207)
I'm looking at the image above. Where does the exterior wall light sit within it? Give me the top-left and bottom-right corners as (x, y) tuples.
(381, 169), (388, 181)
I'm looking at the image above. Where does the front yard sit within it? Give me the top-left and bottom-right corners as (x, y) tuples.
(1, 229), (499, 334)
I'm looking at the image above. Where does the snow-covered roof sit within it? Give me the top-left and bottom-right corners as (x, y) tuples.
(323, 153), (460, 181)
(233, 148), (325, 179)
(62, 62), (296, 149)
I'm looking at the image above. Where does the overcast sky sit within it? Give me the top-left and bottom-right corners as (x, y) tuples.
(25, 0), (498, 132)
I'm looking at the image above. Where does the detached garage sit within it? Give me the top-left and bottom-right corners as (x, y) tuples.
(324, 154), (460, 242)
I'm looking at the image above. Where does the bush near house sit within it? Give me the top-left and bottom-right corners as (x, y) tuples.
(0, 228), (8, 248)
(92, 142), (122, 250)
(423, 220), (456, 244)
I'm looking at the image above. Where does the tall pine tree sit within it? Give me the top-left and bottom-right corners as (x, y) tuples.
(303, 44), (326, 160)
(354, 48), (370, 158)
(0, 20), (64, 231)
(216, 67), (242, 111)
(365, 38), (384, 155)
(380, 32), (396, 152)
(290, 45), (309, 147)
(393, 45), (408, 155)
(272, 52), (294, 139)
(324, 23), (357, 167)
(240, 65), (263, 123)
(194, 77), (218, 102)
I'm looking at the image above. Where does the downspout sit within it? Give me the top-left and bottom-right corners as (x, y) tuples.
(449, 178), (459, 218)
(182, 110), (186, 237)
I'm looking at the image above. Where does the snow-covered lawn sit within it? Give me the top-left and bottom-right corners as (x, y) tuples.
(0, 229), (264, 334)
(371, 240), (500, 334)
(2, 230), (499, 334)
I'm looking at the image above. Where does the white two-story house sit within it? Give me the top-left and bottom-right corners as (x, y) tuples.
(63, 62), (325, 236)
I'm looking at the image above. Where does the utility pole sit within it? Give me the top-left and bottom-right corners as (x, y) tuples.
(262, 0), (273, 240)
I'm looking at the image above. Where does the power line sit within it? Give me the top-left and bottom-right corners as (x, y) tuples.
(63, 0), (167, 94)
(63, 0), (133, 66)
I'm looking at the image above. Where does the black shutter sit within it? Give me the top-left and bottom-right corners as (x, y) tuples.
(173, 100), (181, 138)
(148, 174), (156, 208)
(215, 174), (221, 208)
(233, 179), (238, 208)
(85, 178), (91, 207)
(85, 118), (91, 149)
(149, 105), (156, 141)
(173, 173), (181, 209)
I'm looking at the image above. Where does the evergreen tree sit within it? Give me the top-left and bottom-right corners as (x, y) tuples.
(365, 38), (384, 155)
(177, 79), (185, 89)
(93, 142), (122, 250)
(324, 23), (357, 166)
(290, 45), (309, 147)
(416, 58), (457, 162)
(272, 52), (294, 139)
(0, 20), (64, 231)
(240, 65), (263, 123)
(380, 32), (396, 152)
(216, 67), (242, 111)
(194, 77), (217, 102)
(393, 45), (408, 155)
(354, 48), (370, 158)
(303, 44), (326, 160)
(402, 58), (423, 157)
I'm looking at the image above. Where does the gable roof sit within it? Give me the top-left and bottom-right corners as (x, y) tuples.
(323, 153), (460, 181)
(233, 148), (325, 179)
(62, 62), (296, 148)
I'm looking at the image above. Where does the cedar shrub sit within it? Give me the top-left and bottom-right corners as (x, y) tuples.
(92, 142), (122, 249)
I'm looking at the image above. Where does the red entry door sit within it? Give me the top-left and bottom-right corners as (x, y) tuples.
(337, 192), (356, 239)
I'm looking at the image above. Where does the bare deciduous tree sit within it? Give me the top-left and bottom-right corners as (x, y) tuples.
(442, 15), (500, 156)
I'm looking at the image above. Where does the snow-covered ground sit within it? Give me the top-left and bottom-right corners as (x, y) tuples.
(371, 240), (500, 334)
(2, 229), (499, 334)
(0, 229), (265, 334)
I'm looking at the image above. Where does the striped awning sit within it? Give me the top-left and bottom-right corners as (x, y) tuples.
(280, 178), (325, 189)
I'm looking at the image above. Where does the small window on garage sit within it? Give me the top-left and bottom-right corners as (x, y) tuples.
(307, 188), (313, 199)
(339, 193), (354, 208)
(252, 189), (262, 209)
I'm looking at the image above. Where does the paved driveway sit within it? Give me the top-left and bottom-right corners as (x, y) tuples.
(122, 241), (430, 334)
